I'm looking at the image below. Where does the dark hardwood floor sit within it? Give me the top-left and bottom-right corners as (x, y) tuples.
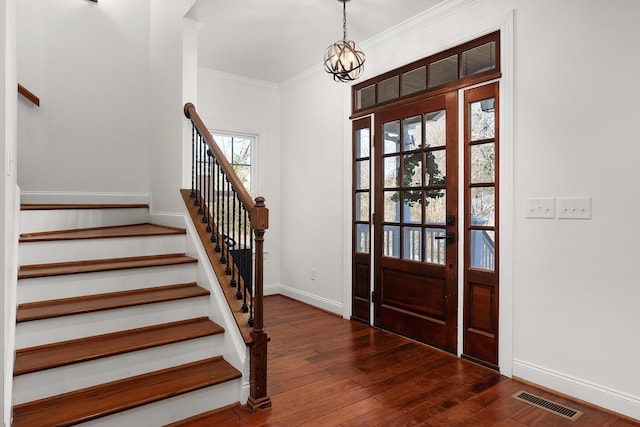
(171, 295), (639, 427)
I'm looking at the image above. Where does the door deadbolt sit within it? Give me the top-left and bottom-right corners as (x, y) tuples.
(446, 214), (455, 226)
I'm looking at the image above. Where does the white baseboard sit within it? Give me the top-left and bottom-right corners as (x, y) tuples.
(20, 191), (151, 205)
(265, 284), (343, 316)
(513, 359), (640, 421)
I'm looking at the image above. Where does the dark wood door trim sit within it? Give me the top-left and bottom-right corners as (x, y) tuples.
(462, 81), (500, 368)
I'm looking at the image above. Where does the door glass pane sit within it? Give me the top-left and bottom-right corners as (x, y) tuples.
(425, 228), (446, 265)
(470, 143), (494, 184)
(470, 229), (495, 270)
(384, 156), (400, 188)
(429, 55), (458, 87)
(461, 42), (496, 77)
(384, 121), (401, 154)
(384, 191), (400, 222)
(425, 110), (446, 148)
(355, 128), (370, 158)
(403, 116), (422, 151)
(355, 224), (370, 253)
(355, 160), (370, 190)
(383, 225), (400, 258)
(355, 192), (369, 221)
(403, 191), (422, 224)
(425, 190), (446, 224)
(425, 149), (446, 186)
(403, 226), (422, 261)
(403, 153), (422, 187)
(470, 99), (495, 141)
(471, 187), (495, 226)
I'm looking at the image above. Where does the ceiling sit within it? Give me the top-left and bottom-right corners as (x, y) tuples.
(186, 0), (447, 84)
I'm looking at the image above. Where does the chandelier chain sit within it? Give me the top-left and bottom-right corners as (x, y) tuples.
(342, 1), (347, 41)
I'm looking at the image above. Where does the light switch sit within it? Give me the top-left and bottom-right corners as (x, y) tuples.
(526, 198), (555, 219)
(557, 197), (592, 219)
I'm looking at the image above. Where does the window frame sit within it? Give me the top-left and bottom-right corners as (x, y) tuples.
(210, 130), (256, 195)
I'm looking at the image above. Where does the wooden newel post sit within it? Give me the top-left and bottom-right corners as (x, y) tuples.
(247, 197), (271, 411)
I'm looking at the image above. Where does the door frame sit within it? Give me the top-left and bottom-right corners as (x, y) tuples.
(343, 17), (515, 376)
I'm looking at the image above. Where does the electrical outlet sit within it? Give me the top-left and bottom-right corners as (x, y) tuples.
(311, 268), (316, 281)
(526, 198), (555, 219)
(557, 197), (592, 219)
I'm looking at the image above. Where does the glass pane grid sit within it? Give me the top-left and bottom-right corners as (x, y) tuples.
(461, 42), (496, 77)
(378, 76), (400, 103)
(470, 99), (495, 141)
(355, 223), (370, 253)
(401, 66), (427, 96)
(429, 55), (459, 88)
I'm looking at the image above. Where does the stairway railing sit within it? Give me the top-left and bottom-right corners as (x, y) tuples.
(183, 102), (270, 411)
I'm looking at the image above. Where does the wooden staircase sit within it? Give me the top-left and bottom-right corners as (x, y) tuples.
(12, 204), (244, 426)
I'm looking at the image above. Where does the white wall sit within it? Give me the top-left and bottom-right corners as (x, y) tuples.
(279, 71), (346, 312)
(278, 0), (640, 419)
(148, 0), (188, 215)
(1, 0), (18, 424)
(17, 0), (151, 196)
(196, 69), (282, 291)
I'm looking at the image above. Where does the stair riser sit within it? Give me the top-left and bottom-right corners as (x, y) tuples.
(17, 264), (198, 304)
(74, 380), (244, 427)
(20, 208), (151, 234)
(16, 298), (210, 348)
(19, 235), (187, 265)
(13, 335), (225, 404)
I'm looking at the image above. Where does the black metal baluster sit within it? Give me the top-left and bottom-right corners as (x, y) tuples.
(248, 216), (254, 327)
(198, 136), (205, 215)
(202, 148), (209, 225)
(215, 159), (222, 253)
(234, 193), (242, 300)
(219, 173), (227, 264)
(223, 177), (231, 274)
(241, 205), (249, 313)
(204, 149), (212, 232)
(194, 133), (201, 208)
(229, 189), (237, 288)
(190, 125), (196, 198)
(211, 158), (219, 245)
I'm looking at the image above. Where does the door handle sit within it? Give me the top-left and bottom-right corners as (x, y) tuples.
(434, 232), (455, 244)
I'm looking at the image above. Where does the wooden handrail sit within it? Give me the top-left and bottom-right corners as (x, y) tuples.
(18, 84), (40, 107)
(183, 102), (270, 411)
(183, 103), (253, 212)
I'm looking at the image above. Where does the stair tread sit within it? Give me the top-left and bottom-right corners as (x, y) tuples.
(17, 282), (209, 322)
(21, 203), (149, 210)
(12, 356), (241, 427)
(18, 253), (197, 279)
(19, 223), (185, 242)
(14, 317), (223, 376)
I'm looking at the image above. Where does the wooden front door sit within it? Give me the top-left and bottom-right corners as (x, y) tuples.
(373, 92), (459, 353)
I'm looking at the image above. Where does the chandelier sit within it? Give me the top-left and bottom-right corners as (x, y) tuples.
(323, 0), (366, 82)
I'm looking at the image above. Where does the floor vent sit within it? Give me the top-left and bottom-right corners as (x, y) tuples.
(513, 391), (583, 421)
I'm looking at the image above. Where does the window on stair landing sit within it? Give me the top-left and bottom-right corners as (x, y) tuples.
(211, 132), (255, 194)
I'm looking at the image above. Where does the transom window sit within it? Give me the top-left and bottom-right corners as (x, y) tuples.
(352, 31), (500, 114)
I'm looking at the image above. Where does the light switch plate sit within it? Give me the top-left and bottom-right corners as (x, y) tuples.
(526, 198), (555, 219)
(557, 197), (592, 219)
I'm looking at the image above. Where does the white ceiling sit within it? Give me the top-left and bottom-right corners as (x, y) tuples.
(186, 0), (447, 84)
